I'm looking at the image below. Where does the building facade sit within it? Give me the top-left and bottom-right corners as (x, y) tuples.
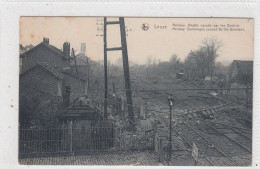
(19, 38), (91, 128)
(20, 38), (71, 74)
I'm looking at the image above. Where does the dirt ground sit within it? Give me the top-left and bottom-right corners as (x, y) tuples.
(19, 150), (163, 165)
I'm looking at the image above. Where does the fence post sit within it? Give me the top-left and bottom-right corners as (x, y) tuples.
(69, 120), (73, 153)
(119, 128), (121, 152)
(152, 125), (155, 149)
(158, 137), (163, 162)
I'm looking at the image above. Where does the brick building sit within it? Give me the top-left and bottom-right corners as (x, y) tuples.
(19, 38), (93, 127)
(20, 38), (71, 74)
(62, 69), (88, 105)
(20, 63), (63, 101)
(70, 53), (91, 75)
(19, 65), (88, 107)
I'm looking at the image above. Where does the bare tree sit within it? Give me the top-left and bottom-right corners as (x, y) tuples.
(168, 54), (182, 76)
(184, 38), (223, 81)
(201, 37), (223, 83)
(170, 54), (180, 64)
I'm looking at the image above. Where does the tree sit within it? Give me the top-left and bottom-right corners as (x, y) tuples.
(170, 54), (180, 64)
(168, 54), (183, 77)
(201, 37), (223, 83)
(184, 37), (223, 81)
(184, 51), (197, 80)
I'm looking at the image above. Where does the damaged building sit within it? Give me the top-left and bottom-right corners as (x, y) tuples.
(19, 38), (100, 128)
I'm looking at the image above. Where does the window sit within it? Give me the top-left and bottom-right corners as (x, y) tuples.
(57, 81), (62, 96)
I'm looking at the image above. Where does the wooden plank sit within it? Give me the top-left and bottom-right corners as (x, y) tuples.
(106, 47), (122, 51)
(106, 21), (120, 25)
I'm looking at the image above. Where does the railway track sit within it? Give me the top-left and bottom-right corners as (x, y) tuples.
(129, 74), (252, 166)
(220, 109), (252, 129)
(132, 74), (238, 116)
(179, 122), (238, 166)
(195, 123), (251, 157)
(132, 74), (195, 111)
(132, 74), (231, 127)
(206, 122), (252, 152)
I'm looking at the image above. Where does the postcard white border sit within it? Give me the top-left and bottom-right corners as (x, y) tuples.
(0, 0), (259, 169)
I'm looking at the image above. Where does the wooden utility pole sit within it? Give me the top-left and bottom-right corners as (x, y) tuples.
(119, 17), (134, 130)
(103, 17), (134, 130)
(72, 48), (82, 97)
(103, 17), (108, 120)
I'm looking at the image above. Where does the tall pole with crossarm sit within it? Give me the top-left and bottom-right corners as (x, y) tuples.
(103, 17), (135, 130)
(103, 17), (108, 121)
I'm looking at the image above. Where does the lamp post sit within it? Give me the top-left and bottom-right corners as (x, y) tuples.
(167, 95), (175, 165)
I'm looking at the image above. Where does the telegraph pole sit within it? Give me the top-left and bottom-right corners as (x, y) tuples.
(103, 17), (134, 130)
(119, 17), (134, 130)
(103, 17), (108, 120)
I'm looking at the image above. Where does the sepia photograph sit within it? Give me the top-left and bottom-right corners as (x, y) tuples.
(18, 17), (253, 166)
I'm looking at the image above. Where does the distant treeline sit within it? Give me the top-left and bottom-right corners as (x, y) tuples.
(130, 37), (226, 82)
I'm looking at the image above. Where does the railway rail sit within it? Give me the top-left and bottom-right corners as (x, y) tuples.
(108, 73), (252, 166)
(180, 122), (238, 166)
(206, 123), (252, 152)
(195, 123), (251, 157)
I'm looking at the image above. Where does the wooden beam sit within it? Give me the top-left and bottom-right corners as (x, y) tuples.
(106, 47), (122, 51)
(119, 17), (135, 131)
(106, 21), (120, 25)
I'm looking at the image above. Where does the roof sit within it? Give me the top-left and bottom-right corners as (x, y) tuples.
(59, 97), (103, 121)
(20, 42), (70, 60)
(62, 69), (88, 81)
(20, 63), (63, 80)
(231, 60), (253, 74)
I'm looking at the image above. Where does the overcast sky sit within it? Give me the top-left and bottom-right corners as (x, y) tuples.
(20, 17), (254, 65)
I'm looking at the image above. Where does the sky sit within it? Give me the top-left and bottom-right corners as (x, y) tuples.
(20, 17), (254, 65)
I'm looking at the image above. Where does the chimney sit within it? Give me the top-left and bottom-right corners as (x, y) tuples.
(63, 42), (70, 58)
(43, 37), (49, 45)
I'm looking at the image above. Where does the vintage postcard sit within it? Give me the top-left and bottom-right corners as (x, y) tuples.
(17, 16), (253, 166)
